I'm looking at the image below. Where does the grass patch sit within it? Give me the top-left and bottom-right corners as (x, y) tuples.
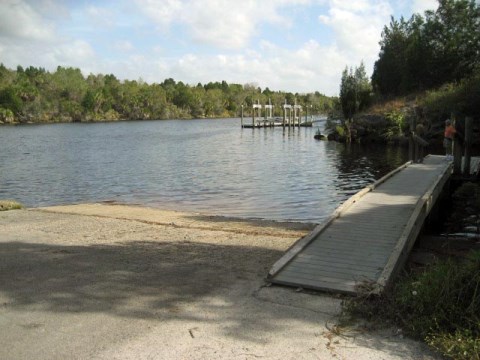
(344, 252), (480, 359)
(368, 97), (409, 115)
(421, 70), (480, 122)
(0, 200), (24, 211)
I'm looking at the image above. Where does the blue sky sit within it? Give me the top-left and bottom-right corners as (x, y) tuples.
(0, 0), (439, 95)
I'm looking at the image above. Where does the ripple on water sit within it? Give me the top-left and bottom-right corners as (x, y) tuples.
(0, 119), (408, 222)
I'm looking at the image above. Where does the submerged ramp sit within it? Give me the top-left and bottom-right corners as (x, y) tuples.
(269, 155), (452, 294)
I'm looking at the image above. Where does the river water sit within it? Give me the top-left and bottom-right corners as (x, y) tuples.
(0, 118), (409, 222)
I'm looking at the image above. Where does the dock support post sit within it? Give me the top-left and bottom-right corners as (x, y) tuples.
(241, 105), (244, 128)
(252, 101), (260, 128)
(415, 138), (419, 163)
(453, 142), (463, 174)
(408, 117), (415, 161)
(288, 110), (290, 128)
(464, 116), (473, 175)
(453, 116), (463, 175)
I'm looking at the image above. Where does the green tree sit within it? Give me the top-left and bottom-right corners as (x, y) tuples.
(424, 0), (480, 84)
(372, 16), (410, 95)
(204, 89), (225, 117)
(372, 0), (480, 96)
(340, 62), (373, 141)
(340, 67), (357, 121)
(355, 61), (373, 111)
(0, 87), (22, 114)
(0, 63), (337, 123)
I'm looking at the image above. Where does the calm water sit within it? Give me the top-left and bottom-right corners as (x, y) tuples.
(0, 119), (408, 222)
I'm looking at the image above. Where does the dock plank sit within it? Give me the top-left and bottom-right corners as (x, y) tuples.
(291, 258), (382, 272)
(295, 254), (385, 268)
(282, 264), (380, 280)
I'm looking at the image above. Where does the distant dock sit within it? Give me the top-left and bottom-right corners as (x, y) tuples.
(241, 99), (313, 128)
(241, 120), (313, 128)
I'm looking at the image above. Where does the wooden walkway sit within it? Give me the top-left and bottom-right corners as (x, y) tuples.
(269, 155), (458, 295)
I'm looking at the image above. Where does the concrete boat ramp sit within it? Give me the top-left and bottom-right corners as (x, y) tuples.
(269, 155), (457, 295)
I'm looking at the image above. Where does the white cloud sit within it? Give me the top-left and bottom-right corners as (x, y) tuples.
(86, 5), (115, 28)
(0, 38), (96, 74)
(134, 38), (346, 95)
(26, 0), (70, 19)
(328, 0), (376, 13)
(135, 0), (311, 49)
(318, 0), (392, 74)
(134, 0), (183, 28)
(0, 0), (55, 41)
(114, 40), (135, 52)
(182, 2), (257, 49)
(411, 0), (438, 14)
(53, 40), (96, 65)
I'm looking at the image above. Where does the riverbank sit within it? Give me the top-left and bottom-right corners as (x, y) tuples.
(0, 204), (437, 359)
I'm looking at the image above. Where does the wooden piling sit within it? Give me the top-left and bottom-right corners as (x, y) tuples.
(288, 107), (291, 128)
(453, 116), (463, 174)
(408, 117), (415, 161)
(252, 101), (262, 128)
(464, 116), (473, 175)
(241, 105), (244, 128)
(284, 102), (291, 128)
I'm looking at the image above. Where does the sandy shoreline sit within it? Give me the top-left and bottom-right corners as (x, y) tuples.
(0, 204), (438, 359)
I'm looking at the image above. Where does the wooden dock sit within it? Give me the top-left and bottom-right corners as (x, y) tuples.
(242, 120), (313, 128)
(241, 99), (314, 128)
(268, 155), (461, 295)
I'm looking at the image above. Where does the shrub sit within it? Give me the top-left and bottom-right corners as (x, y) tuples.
(0, 107), (15, 123)
(0, 200), (24, 211)
(345, 251), (480, 359)
(335, 125), (345, 137)
(383, 110), (406, 139)
(421, 69), (480, 123)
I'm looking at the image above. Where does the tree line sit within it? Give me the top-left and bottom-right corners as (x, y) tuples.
(339, 0), (480, 133)
(372, 0), (480, 96)
(0, 64), (336, 124)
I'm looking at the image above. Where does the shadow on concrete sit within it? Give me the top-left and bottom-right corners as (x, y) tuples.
(1, 240), (271, 316)
(0, 238), (435, 358)
(0, 240), (311, 341)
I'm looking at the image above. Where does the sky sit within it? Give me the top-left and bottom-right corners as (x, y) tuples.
(0, 0), (439, 96)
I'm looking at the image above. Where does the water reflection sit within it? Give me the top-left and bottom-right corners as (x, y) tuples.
(333, 143), (408, 195)
(0, 119), (408, 222)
